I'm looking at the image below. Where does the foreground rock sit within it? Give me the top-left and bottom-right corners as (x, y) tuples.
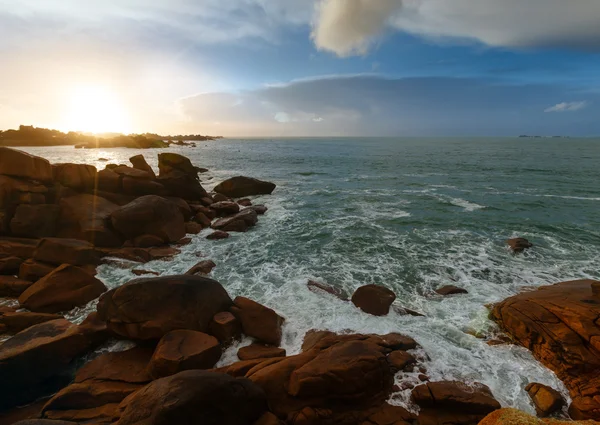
(237, 344), (286, 361)
(0, 147), (54, 183)
(525, 382), (565, 417)
(479, 408), (593, 425)
(0, 311), (62, 334)
(33, 237), (99, 267)
(0, 275), (32, 297)
(97, 275), (233, 340)
(214, 176), (276, 198)
(351, 284), (396, 316)
(231, 297), (285, 345)
(115, 370), (267, 425)
(491, 279), (600, 420)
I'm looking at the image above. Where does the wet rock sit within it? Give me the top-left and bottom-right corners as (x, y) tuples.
(237, 198), (252, 206)
(411, 381), (501, 425)
(214, 176), (276, 198)
(307, 280), (349, 301)
(207, 230), (230, 240)
(132, 269), (160, 277)
(111, 195), (186, 245)
(0, 311), (62, 334)
(238, 344), (286, 361)
(0, 147), (54, 183)
(351, 284), (396, 316)
(19, 264), (107, 313)
(436, 285), (468, 296)
(115, 370), (267, 425)
(97, 275), (233, 340)
(129, 155), (156, 178)
(149, 330), (221, 378)
(210, 201), (240, 217)
(0, 255), (23, 275)
(391, 305), (426, 317)
(506, 237), (533, 253)
(379, 333), (419, 351)
(0, 275), (33, 297)
(209, 311), (242, 344)
(33, 238), (99, 267)
(185, 222), (203, 234)
(185, 259), (216, 275)
(52, 163), (97, 191)
(193, 212), (212, 228)
(491, 279), (600, 420)
(10, 204), (60, 238)
(19, 259), (56, 281)
(191, 204), (217, 220)
(132, 234), (165, 248)
(212, 193), (230, 203)
(249, 205), (268, 215)
(157, 153), (208, 201)
(387, 350), (416, 372)
(231, 297), (285, 345)
(525, 382), (565, 417)
(211, 209), (258, 232)
(301, 330), (336, 352)
(165, 197), (192, 221)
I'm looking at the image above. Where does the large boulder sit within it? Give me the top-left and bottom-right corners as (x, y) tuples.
(0, 311), (62, 334)
(19, 264), (107, 313)
(411, 381), (501, 425)
(96, 169), (121, 193)
(157, 153), (208, 201)
(525, 382), (565, 417)
(157, 153), (198, 176)
(129, 155), (156, 178)
(0, 236), (39, 259)
(479, 408), (593, 425)
(0, 175), (48, 210)
(57, 194), (122, 247)
(0, 255), (23, 275)
(214, 176), (276, 198)
(0, 275), (33, 297)
(0, 147), (53, 183)
(110, 195), (185, 244)
(115, 370), (267, 425)
(211, 209), (258, 233)
(33, 238), (99, 267)
(209, 311), (242, 344)
(237, 344), (286, 361)
(0, 319), (98, 409)
(10, 204), (60, 238)
(351, 284), (396, 316)
(96, 275), (233, 340)
(491, 279), (600, 420)
(52, 164), (97, 192)
(231, 297), (285, 345)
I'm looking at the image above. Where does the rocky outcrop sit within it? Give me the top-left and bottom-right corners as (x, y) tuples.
(115, 370), (267, 425)
(157, 153), (208, 201)
(0, 147), (54, 183)
(231, 297), (285, 346)
(18, 259), (55, 281)
(307, 280), (349, 301)
(9, 204), (60, 238)
(129, 155), (156, 178)
(351, 284), (396, 316)
(491, 279), (600, 420)
(0, 255), (23, 275)
(0, 275), (33, 297)
(33, 237), (99, 267)
(211, 209), (258, 233)
(0, 311), (62, 334)
(214, 176), (276, 198)
(52, 163), (97, 192)
(19, 264), (106, 313)
(97, 275), (233, 340)
(238, 344), (286, 361)
(525, 382), (565, 417)
(479, 408), (592, 425)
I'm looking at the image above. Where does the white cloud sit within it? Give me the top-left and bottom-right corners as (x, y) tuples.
(544, 101), (589, 113)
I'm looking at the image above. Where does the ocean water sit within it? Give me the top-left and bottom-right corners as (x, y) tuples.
(16, 137), (600, 414)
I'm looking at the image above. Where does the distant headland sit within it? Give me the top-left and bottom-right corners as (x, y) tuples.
(0, 125), (222, 149)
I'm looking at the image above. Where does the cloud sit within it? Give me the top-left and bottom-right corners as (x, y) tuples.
(312, 0), (600, 56)
(544, 101), (589, 113)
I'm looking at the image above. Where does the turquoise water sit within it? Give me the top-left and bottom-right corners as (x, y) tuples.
(19, 138), (600, 414)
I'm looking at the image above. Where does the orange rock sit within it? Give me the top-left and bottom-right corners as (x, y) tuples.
(231, 296), (285, 345)
(351, 284), (396, 316)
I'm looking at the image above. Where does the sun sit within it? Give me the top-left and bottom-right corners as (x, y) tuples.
(64, 85), (131, 134)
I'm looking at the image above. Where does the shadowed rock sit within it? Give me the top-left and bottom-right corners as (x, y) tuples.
(351, 284), (396, 316)
(231, 297), (285, 346)
(0, 147), (54, 183)
(214, 176), (276, 198)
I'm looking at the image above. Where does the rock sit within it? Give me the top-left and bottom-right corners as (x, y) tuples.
(19, 259), (55, 281)
(506, 237), (533, 253)
(97, 275), (233, 340)
(238, 344), (286, 361)
(210, 201), (240, 217)
(115, 370), (267, 425)
(149, 330), (222, 378)
(165, 197), (192, 221)
(193, 212), (212, 228)
(157, 153), (197, 176)
(411, 381), (501, 425)
(231, 297), (285, 345)
(301, 330), (336, 351)
(387, 351), (416, 372)
(392, 305), (426, 317)
(97, 168), (121, 192)
(0, 255), (23, 275)
(211, 209), (258, 232)
(249, 205), (268, 215)
(0, 311), (62, 334)
(111, 195), (186, 244)
(351, 284), (396, 316)
(157, 153), (208, 201)
(0, 175), (48, 211)
(479, 408), (594, 425)
(525, 382), (565, 417)
(491, 279), (600, 420)
(132, 269), (160, 277)
(0, 319), (98, 409)
(132, 234), (165, 248)
(209, 311), (242, 344)
(0, 147), (53, 183)
(185, 221), (203, 234)
(52, 164), (97, 191)
(75, 346), (154, 385)
(19, 264), (106, 313)
(11, 420), (77, 425)
(593, 281), (600, 297)
(379, 333), (418, 351)
(237, 198), (252, 207)
(0, 236), (39, 259)
(212, 193), (230, 203)
(58, 194), (122, 247)
(129, 155), (156, 178)
(122, 177), (167, 196)
(10, 204), (60, 238)
(113, 165), (153, 180)
(191, 204), (217, 220)
(214, 176), (276, 198)
(436, 285), (468, 296)
(0, 275), (33, 297)
(253, 412), (283, 425)
(207, 230), (230, 240)
(307, 280), (349, 301)
(185, 260), (216, 275)
(33, 238), (99, 267)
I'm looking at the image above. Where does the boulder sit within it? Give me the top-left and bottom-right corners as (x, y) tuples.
(52, 164), (97, 191)
(436, 285), (468, 296)
(122, 177), (166, 196)
(351, 284), (396, 316)
(212, 193), (230, 203)
(250, 205), (268, 215)
(207, 230), (230, 240)
(479, 408), (592, 425)
(110, 195), (186, 244)
(209, 311), (242, 344)
(132, 234), (165, 248)
(19, 259), (55, 281)
(214, 176), (276, 198)
(301, 330), (336, 352)
(185, 260), (216, 276)
(96, 169), (121, 193)
(307, 280), (349, 301)
(185, 222), (203, 235)
(193, 212), (212, 228)
(0, 175), (48, 210)
(115, 370), (267, 425)
(0, 236), (39, 259)
(491, 279), (600, 420)
(231, 297), (285, 346)
(238, 344), (286, 361)
(157, 153), (198, 176)
(19, 264), (107, 313)
(97, 275), (233, 340)
(33, 238), (99, 267)
(210, 201), (240, 217)
(387, 350), (416, 372)
(211, 209), (258, 232)
(113, 165), (153, 180)
(0, 147), (53, 183)
(525, 382), (565, 417)
(0, 255), (23, 275)
(58, 194), (122, 247)
(149, 330), (222, 378)
(129, 155), (156, 178)
(506, 237), (533, 253)
(0, 319), (98, 409)
(411, 381), (501, 425)
(0, 275), (33, 297)
(157, 153), (208, 201)
(0, 311), (62, 334)
(10, 204), (60, 238)
(191, 204), (217, 220)
(237, 198), (252, 207)
(166, 197), (192, 221)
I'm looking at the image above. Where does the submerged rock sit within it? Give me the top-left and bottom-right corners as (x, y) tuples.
(351, 284), (396, 316)
(436, 285), (468, 296)
(307, 280), (349, 301)
(207, 230), (230, 240)
(506, 237), (533, 253)
(214, 176), (276, 198)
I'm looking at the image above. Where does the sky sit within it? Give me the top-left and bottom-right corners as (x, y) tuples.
(0, 0), (599, 137)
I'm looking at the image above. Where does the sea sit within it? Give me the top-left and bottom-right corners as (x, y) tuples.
(14, 137), (600, 414)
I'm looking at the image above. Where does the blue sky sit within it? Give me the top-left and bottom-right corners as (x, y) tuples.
(0, 0), (599, 136)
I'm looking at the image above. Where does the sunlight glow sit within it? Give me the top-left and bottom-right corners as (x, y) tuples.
(63, 85), (131, 134)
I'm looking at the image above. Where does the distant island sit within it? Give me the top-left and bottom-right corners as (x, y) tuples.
(0, 125), (222, 149)
(518, 135), (571, 138)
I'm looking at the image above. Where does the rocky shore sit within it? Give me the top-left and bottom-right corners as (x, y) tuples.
(0, 147), (598, 425)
